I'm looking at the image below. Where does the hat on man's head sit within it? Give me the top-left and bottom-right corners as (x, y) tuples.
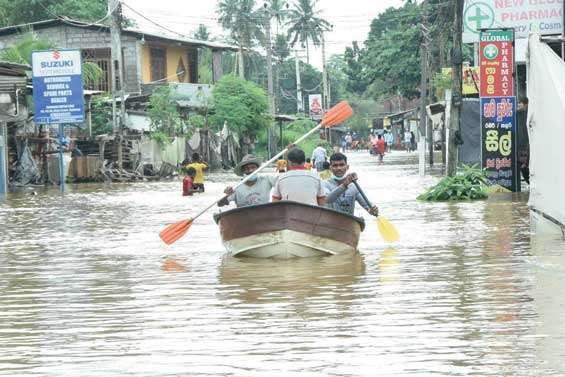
(234, 154), (262, 176)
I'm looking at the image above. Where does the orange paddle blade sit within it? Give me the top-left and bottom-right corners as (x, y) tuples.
(321, 101), (353, 128)
(159, 219), (193, 245)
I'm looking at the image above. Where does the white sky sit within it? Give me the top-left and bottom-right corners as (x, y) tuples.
(121, 0), (404, 69)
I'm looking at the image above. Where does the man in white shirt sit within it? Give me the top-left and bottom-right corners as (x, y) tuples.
(218, 155), (277, 208)
(272, 147), (325, 206)
(311, 143), (327, 171)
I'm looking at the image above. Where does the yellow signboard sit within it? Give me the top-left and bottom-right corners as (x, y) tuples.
(442, 67), (480, 95)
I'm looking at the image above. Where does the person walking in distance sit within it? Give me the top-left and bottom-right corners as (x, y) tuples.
(311, 143), (327, 171)
(376, 135), (386, 163)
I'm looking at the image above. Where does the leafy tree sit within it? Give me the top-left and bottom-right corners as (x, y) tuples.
(286, 0), (330, 64)
(361, 2), (422, 99)
(211, 74), (270, 139)
(147, 85), (189, 143)
(193, 24), (210, 41)
(0, 0), (106, 26)
(343, 42), (368, 95)
(273, 34), (290, 63)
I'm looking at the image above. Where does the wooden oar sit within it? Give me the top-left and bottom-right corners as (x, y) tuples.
(352, 181), (400, 243)
(159, 100), (354, 245)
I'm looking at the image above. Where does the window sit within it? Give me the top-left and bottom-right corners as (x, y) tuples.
(150, 48), (167, 82)
(81, 49), (111, 91)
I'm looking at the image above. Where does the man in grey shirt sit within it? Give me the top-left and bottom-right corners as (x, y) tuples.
(218, 155), (277, 208)
(323, 152), (379, 216)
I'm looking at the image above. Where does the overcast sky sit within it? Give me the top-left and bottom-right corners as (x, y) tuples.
(121, 0), (404, 69)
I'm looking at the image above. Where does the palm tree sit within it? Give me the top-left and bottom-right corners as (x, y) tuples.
(217, 0), (264, 78)
(286, 0), (330, 64)
(266, 0), (289, 35)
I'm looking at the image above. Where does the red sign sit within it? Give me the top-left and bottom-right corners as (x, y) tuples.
(479, 29), (514, 97)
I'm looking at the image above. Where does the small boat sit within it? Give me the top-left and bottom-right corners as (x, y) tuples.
(213, 201), (365, 259)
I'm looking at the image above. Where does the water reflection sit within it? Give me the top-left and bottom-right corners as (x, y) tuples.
(530, 233), (565, 375)
(218, 252), (366, 304)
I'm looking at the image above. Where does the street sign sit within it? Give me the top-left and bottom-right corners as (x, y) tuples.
(32, 49), (85, 124)
(463, 0), (563, 43)
(479, 29), (514, 97)
(479, 28), (519, 192)
(480, 97), (519, 191)
(308, 94), (323, 120)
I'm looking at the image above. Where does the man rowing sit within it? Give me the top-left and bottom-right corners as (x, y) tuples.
(323, 152), (379, 216)
(218, 155), (277, 208)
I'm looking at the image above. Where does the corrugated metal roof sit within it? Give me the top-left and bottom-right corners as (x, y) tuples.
(0, 18), (240, 51)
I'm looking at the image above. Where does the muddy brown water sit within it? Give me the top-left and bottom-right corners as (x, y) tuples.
(1, 151), (564, 376)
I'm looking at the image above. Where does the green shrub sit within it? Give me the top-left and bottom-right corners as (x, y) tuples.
(417, 165), (488, 201)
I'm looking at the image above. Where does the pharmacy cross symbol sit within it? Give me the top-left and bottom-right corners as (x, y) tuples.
(464, 2), (495, 33)
(483, 44), (498, 60)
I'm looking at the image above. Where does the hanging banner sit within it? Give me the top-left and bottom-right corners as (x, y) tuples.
(308, 94), (323, 120)
(480, 97), (519, 192)
(32, 49), (84, 124)
(479, 29), (514, 97)
(463, 0), (563, 43)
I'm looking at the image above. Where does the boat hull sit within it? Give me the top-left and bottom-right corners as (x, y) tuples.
(214, 201), (365, 259)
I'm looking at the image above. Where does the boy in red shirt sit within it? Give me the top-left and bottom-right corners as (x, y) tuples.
(182, 167), (197, 196)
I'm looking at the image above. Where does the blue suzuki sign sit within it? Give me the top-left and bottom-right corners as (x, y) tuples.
(32, 49), (84, 124)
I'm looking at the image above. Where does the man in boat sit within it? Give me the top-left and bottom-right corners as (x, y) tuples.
(218, 154), (277, 208)
(272, 147), (326, 206)
(323, 152), (379, 216)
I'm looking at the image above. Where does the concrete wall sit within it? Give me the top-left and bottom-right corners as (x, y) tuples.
(140, 43), (196, 84)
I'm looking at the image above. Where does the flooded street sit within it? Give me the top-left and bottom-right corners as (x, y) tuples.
(1, 151), (564, 376)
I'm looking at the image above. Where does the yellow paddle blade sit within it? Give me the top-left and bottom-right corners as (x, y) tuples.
(376, 216), (399, 243)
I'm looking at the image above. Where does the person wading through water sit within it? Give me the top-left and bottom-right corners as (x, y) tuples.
(185, 153), (209, 192)
(323, 152), (379, 216)
(272, 147), (325, 206)
(218, 155), (278, 208)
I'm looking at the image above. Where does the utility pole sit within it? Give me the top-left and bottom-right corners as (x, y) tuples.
(109, 0), (125, 169)
(419, 9), (430, 176)
(264, 3), (275, 157)
(321, 34), (328, 111)
(447, 0), (464, 176)
(295, 50), (303, 112)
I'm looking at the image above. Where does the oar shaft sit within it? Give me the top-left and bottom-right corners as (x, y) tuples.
(353, 181), (374, 209)
(190, 123), (323, 222)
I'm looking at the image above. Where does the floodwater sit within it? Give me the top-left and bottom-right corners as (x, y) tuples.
(1, 151), (564, 376)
